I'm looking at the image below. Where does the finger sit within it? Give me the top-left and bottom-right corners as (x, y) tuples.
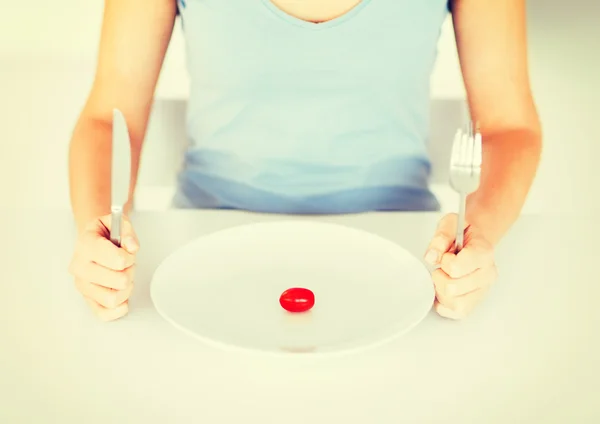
(98, 214), (140, 254)
(432, 265), (497, 299)
(440, 240), (495, 279)
(84, 297), (129, 322)
(75, 278), (134, 309)
(434, 286), (490, 320)
(424, 213), (458, 265)
(81, 235), (136, 271)
(70, 261), (135, 290)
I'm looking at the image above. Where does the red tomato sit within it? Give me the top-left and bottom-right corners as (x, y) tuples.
(279, 288), (315, 313)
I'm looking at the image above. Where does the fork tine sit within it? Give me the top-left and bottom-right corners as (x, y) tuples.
(462, 129), (471, 166)
(463, 129), (474, 168)
(451, 129), (463, 167)
(457, 130), (466, 166)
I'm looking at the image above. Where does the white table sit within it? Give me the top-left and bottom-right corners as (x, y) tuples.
(1, 210), (598, 423)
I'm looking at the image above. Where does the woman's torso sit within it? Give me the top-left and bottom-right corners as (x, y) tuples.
(174, 0), (449, 213)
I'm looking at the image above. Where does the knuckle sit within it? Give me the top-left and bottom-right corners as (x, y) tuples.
(439, 296), (455, 310)
(453, 299), (474, 319)
(117, 304), (130, 319)
(439, 213), (457, 226)
(440, 216), (458, 231)
(122, 218), (134, 232)
(445, 265), (461, 279)
(431, 269), (448, 287)
(444, 281), (458, 297)
(115, 272), (130, 289)
(435, 302), (456, 319)
(107, 303), (129, 321)
(73, 278), (83, 292)
(113, 254), (128, 271)
(122, 219), (137, 237)
(103, 291), (119, 309)
(74, 279), (88, 294)
(428, 236), (451, 255)
(434, 289), (454, 308)
(127, 264), (137, 278)
(110, 292), (121, 308)
(433, 233), (452, 245)
(437, 283), (458, 302)
(440, 256), (457, 277)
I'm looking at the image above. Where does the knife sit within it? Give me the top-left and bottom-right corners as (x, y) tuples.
(110, 108), (132, 247)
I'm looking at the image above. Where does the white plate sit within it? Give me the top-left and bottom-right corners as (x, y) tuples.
(150, 220), (434, 356)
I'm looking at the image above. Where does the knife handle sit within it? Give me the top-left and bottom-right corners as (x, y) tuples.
(110, 205), (123, 247)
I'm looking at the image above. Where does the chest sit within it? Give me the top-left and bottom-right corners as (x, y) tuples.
(268, 0), (363, 23)
(178, 0), (449, 90)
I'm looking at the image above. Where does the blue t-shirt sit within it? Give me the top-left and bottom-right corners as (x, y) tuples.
(173, 0), (449, 213)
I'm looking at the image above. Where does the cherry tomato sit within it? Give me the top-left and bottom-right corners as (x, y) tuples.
(279, 288), (315, 313)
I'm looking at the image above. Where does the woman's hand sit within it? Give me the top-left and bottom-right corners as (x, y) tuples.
(424, 213), (498, 320)
(68, 215), (139, 321)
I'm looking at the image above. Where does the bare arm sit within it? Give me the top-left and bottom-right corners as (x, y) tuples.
(68, 0), (177, 232)
(451, 0), (542, 244)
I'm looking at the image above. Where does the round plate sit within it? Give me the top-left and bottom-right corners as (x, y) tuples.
(150, 220), (434, 356)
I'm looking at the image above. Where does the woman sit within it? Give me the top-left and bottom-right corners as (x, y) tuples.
(68, 0), (542, 321)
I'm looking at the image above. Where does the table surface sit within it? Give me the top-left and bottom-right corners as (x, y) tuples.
(1, 210), (598, 424)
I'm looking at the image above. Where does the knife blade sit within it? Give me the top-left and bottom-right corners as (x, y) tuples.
(110, 108), (132, 247)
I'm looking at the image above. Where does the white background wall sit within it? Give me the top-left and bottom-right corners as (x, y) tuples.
(0, 0), (598, 215)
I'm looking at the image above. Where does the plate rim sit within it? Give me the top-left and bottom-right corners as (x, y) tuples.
(150, 219), (435, 357)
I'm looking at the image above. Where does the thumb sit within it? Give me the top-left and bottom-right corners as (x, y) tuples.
(424, 213), (458, 265)
(98, 214), (140, 254)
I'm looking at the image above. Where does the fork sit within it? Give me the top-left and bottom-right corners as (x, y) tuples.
(449, 122), (482, 252)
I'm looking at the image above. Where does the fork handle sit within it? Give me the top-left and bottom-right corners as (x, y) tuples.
(455, 193), (467, 252)
(110, 205), (123, 247)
